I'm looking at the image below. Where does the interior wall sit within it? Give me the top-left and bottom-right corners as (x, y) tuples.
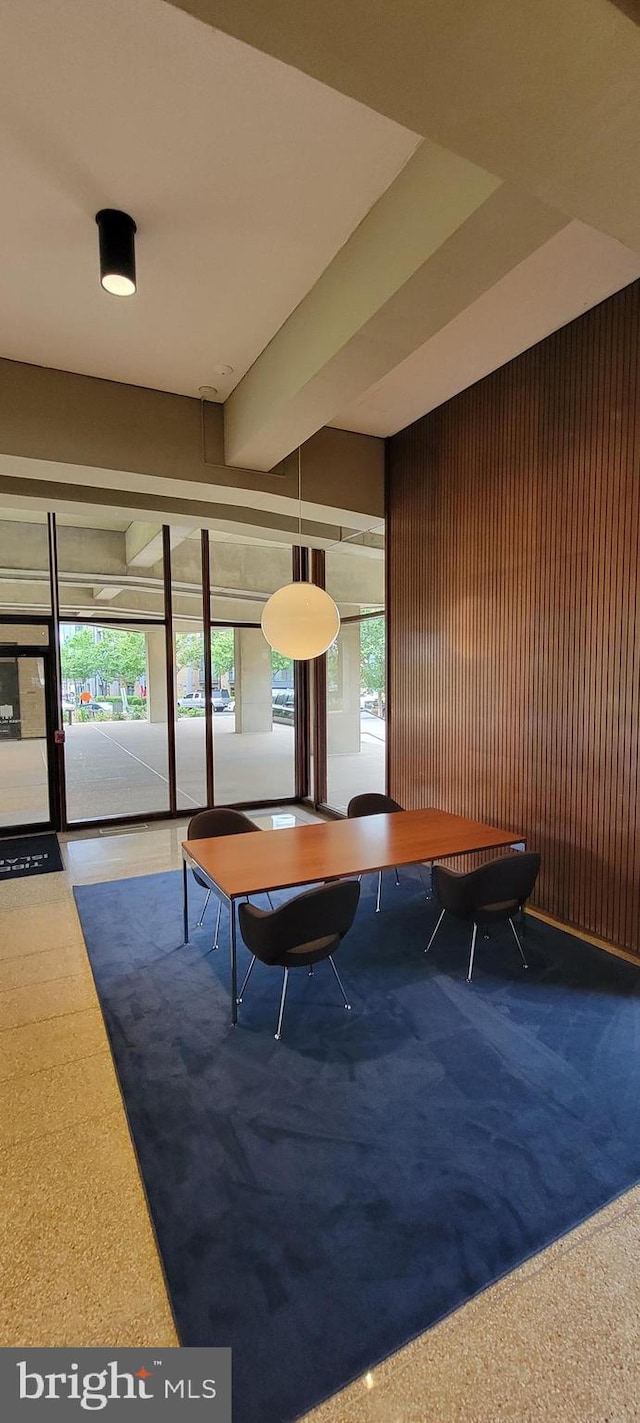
(387, 278), (640, 955)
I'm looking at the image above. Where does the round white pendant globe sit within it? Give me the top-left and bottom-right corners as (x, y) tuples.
(261, 582), (340, 660)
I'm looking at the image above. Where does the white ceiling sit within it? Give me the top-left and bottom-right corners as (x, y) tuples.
(0, 0), (418, 399)
(0, 0), (638, 468)
(330, 222), (640, 436)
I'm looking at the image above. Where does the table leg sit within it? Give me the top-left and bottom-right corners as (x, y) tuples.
(230, 898), (238, 1026)
(182, 857), (189, 944)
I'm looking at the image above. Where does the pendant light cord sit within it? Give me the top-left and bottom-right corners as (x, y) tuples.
(298, 445), (302, 551)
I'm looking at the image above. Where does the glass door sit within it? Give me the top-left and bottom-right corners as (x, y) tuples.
(0, 642), (56, 832)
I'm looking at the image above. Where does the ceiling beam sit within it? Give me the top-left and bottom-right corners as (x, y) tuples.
(224, 172), (566, 468)
(224, 139), (504, 466)
(169, 0), (640, 252)
(124, 522), (197, 569)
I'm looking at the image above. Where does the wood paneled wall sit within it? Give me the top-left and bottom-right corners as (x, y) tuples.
(387, 279), (640, 955)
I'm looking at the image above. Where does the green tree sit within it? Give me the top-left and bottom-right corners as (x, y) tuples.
(359, 615), (385, 694)
(96, 629), (146, 712)
(271, 650), (293, 678)
(60, 627), (102, 687)
(175, 633), (204, 671)
(211, 628), (235, 681)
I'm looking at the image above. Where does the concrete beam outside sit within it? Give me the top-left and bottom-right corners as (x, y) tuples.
(0, 514), (384, 622)
(0, 361), (385, 523)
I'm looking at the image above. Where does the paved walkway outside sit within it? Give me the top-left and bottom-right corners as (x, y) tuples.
(1, 714), (385, 826)
(0, 737), (49, 827)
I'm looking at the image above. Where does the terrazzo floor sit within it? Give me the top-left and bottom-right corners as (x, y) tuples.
(1, 815), (638, 1421)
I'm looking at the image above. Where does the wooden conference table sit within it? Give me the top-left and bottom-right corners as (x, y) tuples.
(182, 808), (523, 1025)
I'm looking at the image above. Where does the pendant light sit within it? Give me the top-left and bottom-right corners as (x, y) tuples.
(261, 448), (340, 660)
(95, 209), (137, 296)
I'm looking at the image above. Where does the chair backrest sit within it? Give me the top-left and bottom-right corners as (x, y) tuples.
(347, 793), (403, 818)
(238, 879), (360, 965)
(188, 808), (257, 840)
(433, 852), (541, 918)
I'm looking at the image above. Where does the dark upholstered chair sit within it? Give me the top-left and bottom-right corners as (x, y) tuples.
(425, 852), (541, 982)
(347, 793), (403, 913)
(188, 808), (260, 946)
(237, 879), (361, 1040)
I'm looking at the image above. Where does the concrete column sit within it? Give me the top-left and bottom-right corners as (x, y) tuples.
(328, 622), (361, 754)
(146, 627), (167, 723)
(234, 628), (272, 734)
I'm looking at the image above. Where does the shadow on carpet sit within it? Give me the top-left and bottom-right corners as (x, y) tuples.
(74, 869), (640, 1423)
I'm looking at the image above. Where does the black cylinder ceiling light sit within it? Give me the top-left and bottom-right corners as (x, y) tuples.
(95, 208), (137, 296)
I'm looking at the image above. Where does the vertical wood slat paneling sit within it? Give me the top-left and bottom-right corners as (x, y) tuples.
(387, 279), (640, 956)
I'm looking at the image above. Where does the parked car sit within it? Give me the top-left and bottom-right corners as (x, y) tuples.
(177, 691), (205, 710)
(79, 700), (113, 716)
(360, 691), (385, 716)
(360, 692), (378, 712)
(272, 689), (295, 722)
(177, 689), (231, 712)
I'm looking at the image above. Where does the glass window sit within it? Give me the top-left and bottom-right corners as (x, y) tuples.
(209, 532), (295, 803)
(0, 510), (51, 616)
(62, 621), (170, 822)
(57, 516), (165, 620)
(210, 625), (295, 805)
(170, 529), (207, 812)
(174, 628), (206, 811)
(0, 622), (49, 645)
(324, 537), (385, 813)
(0, 653), (50, 829)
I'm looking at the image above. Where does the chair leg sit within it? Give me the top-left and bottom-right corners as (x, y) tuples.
(375, 870), (382, 914)
(212, 899), (222, 951)
(509, 916), (529, 969)
(418, 862), (433, 901)
(237, 955), (257, 1003)
(424, 908), (445, 954)
(274, 967), (289, 1040)
(266, 892), (274, 910)
(328, 956), (351, 1010)
(308, 964), (314, 977)
(196, 887), (212, 927)
(467, 923), (478, 983)
(394, 867), (400, 886)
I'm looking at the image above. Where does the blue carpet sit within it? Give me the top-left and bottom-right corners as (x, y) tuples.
(74, 870), (640, 1423)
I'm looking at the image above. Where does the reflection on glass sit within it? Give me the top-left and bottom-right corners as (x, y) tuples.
(57, 516), (166, 620)
(175, 628), (207, 811)
(0, 623), (49, 645)
(212, 627), (295, 805)
(326, 616), (386, 814)
(0, 511), (51, 616)
(324, 538), (385, 812)
(61, 622), (169, 821)
(170, 528), (209, 812)
(0, 655), (50, 828)
(208, 528), (296, 804)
